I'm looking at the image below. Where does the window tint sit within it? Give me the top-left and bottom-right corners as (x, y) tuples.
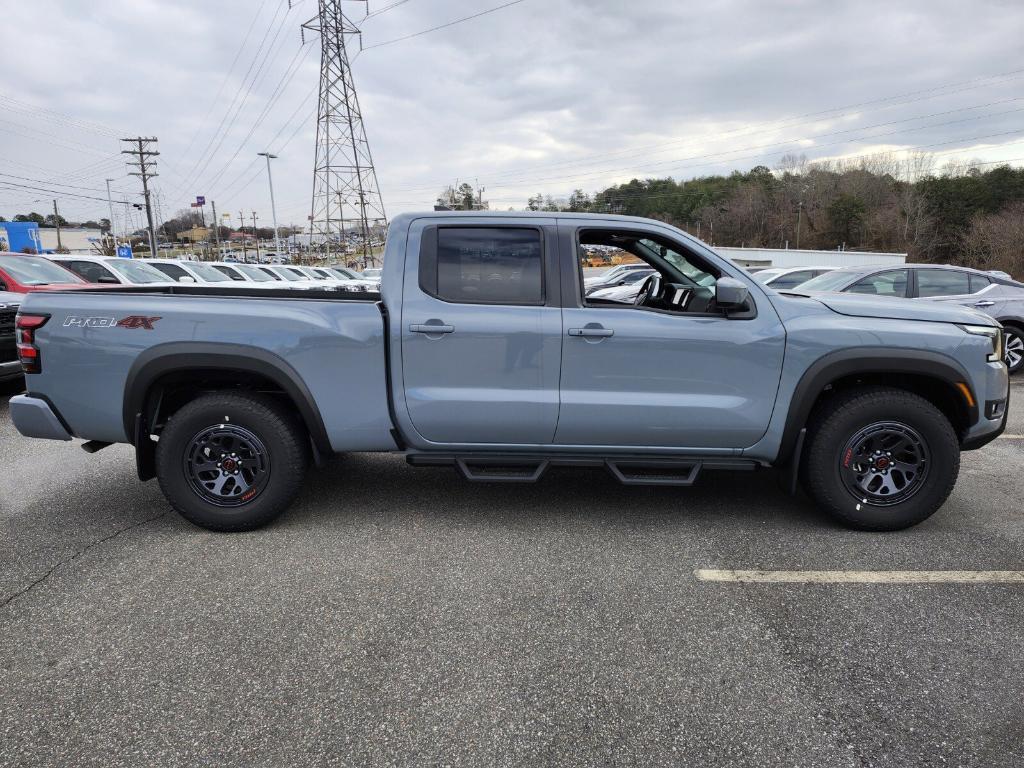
(212, 265), (247, 281)
(67, 261), (116, 283)
(969, 273), (992, 293)
(431, 227), (543, 304)
(148, 262), (190, 281)
(916, 269), (970, 297)
(769, 270), (814, 289)
(847, 269), (909, 298)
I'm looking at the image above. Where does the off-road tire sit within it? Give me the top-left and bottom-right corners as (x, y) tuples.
(801, 386), (960, 531)
(156, 392), (309, 532)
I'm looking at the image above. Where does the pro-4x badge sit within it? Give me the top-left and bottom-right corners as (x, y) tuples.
(63, 315), (161, 330)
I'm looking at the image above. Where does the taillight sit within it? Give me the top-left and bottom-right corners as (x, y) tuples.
(16, 313), (49, 374)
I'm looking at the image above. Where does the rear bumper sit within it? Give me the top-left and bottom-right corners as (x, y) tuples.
(0, 359), (22, 381)
(9, 394), (73, 441)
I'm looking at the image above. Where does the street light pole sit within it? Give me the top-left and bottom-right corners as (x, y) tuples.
(258, 152), (282, 258)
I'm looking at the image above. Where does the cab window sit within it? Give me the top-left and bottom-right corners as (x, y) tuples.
(847, 269), (909, 298)
(577, 229), (721, 314)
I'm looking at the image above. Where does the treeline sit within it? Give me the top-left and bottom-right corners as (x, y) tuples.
(526, 154), (1024, 274)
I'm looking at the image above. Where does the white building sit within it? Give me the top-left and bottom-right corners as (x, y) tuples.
(715, 246), (906, 270)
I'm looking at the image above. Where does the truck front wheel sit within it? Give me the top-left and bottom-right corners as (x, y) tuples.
(155, 392), (309, 532)
(801, 386), (960, 531)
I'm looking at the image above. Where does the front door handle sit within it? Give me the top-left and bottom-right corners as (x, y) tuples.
(973, 300), (995, 308)
(410, 323), (454, 334)
(568, 327), (614, 338)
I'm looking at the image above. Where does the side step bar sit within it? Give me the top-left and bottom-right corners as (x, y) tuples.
(407, 453), (760, 487)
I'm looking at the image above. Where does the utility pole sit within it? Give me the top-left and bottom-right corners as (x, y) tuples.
(252, 211), (261, 263)
(258, 152), (282, 258)
(795, 200), (804, 249)
(238, 210), (249, 263)
(105, 179), (117, 253)
(121, 137), (159, 256)
(211, 200), (222, 259)
(52, 200), (63, 252)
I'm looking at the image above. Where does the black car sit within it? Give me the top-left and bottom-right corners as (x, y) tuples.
(0, 291), (22, 385)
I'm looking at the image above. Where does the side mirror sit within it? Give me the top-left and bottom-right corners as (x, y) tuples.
(716, 276), (750, 311)
(178, 276), (197, 284)
(97, 275), (120, 284)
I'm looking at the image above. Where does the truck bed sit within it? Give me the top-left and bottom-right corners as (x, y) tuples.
(18, 287), (397, 452)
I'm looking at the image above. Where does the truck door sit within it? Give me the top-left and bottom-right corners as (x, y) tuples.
(556, 222), (786, 450)
(400, 218), (562, 445)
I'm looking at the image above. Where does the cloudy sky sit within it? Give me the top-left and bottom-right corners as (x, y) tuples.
(2, 0), (1023, 231)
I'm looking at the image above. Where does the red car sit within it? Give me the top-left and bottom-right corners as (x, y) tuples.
(0, 253), (96, 293)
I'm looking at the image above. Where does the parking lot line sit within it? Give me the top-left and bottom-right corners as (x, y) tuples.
(998, 434), (1024, 439)
(694, 569), (1024, 584)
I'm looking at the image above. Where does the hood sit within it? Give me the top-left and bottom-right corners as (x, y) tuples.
(806, 291), (997, 326)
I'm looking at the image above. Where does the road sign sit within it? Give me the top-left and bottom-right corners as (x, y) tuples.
(196, 196), (206, 205)
(117, 244), (133, 259)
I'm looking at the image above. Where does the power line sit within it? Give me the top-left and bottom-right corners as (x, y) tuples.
(0, 181), (133, 205)
(362, 0), (527, 50)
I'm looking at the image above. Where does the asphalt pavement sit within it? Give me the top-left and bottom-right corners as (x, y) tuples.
(1, 380), (1023, 767)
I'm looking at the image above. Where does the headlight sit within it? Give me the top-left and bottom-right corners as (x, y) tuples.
(959, 324), (1004, 363)
(344, 284), (363, 292)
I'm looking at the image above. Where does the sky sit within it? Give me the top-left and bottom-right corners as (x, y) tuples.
(1, 0), (1023, 233)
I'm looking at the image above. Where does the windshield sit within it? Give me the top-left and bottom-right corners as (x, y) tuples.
(106, 259), (168, 284)
(638, 238), (715, 287)
(185, 262), (232, 282)
(0, 255), (84, 285)
(797, 270), (859, 292)
(331, 267), (359, 279)
(234, 264), (275, 281)
(283, 268), (309, 281)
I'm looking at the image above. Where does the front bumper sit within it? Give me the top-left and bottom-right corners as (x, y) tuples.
(9, 394), (73, 441)
(961, 362), (1010, 451)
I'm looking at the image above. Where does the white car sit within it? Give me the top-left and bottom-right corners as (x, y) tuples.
(47, 255), (176, 286)
(753, 266), (835, 290)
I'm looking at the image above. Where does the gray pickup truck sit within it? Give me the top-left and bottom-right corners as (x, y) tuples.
(9, 212), (1010, 532)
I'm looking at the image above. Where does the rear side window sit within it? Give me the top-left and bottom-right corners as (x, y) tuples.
(149, 262), (190, 281)
(969, 274), (992, 293)
(67, 261), (115, 283)
(421, 227), (543, 305)
(848, 269), (909, 298)
(916, 269), (970, 297)
(212, 265), (247, 281)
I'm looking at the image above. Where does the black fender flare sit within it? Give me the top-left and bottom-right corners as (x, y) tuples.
(777, 347), (978, 466)
(123, 342), (332, 459)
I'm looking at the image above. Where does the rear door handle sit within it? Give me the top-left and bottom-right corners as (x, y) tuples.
(568, 327), (614, 337)
(409, 323), (454, 334)
(973, 300), (996, 308)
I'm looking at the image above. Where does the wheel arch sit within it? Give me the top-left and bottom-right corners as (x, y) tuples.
(777, 348), (978, 466)
(124, 342), (332, 479)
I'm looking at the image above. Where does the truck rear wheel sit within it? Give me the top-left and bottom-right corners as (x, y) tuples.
(155, 392), (309, 532)
(801, 386), (960, 531)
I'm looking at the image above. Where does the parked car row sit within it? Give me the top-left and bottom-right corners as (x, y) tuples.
(0, 252), (381, 295)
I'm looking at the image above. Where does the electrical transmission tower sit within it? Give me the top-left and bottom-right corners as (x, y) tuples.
(121, 137), (160, 256)
(302, 0), (387, 267)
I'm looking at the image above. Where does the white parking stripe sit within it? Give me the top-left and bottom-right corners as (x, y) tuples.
(695, 569), (1024, 584)
(998, 434), (1024, 439)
